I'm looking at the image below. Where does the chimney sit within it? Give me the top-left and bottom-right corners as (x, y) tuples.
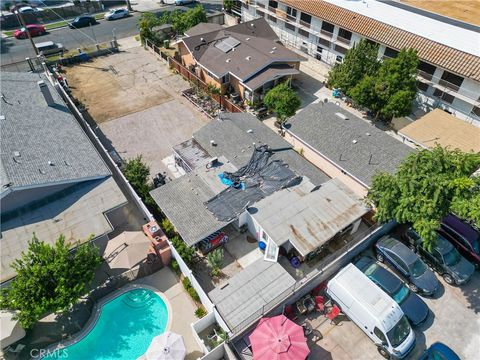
(37, 80), (54, 106)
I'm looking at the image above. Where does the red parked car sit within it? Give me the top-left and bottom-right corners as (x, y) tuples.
(14, 24), (46, 39)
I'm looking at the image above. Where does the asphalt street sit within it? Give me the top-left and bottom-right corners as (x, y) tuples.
(0, 1), (222, 65)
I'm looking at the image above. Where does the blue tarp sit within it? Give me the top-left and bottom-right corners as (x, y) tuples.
(219, 173), (245, 190)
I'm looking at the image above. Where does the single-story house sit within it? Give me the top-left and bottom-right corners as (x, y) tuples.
(151, 112), (369, 262)
(178, 18), (306, 102)
(283, 102), (415, 196)
(399, 109), (480, 153)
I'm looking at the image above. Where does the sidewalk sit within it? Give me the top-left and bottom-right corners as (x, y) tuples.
(130, 0), (166, 12)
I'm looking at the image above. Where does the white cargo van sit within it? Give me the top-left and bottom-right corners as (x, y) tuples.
(327, 264), (416, 359)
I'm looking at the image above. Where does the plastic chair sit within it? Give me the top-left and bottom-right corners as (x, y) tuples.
(315, 296), (325, 313)
(327, 305), (341, 324)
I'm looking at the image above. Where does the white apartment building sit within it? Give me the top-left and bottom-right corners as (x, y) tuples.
(240, 0), (480, 126)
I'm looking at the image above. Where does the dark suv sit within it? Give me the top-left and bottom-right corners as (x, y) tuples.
(441, 214), (480, 267)
(403, 228), (475, 285)
(68, 15), (96, 29)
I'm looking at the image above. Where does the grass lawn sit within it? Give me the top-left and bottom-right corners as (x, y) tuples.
(2, 13), (105, 37)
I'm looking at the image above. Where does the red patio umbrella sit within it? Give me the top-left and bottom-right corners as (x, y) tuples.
(249, 315), (310, 360)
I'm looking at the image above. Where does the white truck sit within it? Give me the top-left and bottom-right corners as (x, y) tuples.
(327, 264), (416, 359)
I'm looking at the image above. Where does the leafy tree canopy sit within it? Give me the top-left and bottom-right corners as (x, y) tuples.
(223, 0), (234, 12)
(327, 39), (380, 96)
(264, 82), (301, 122)
(0, 235), (101, 328)
(350, 49), (419, 120)
(124, 155), (150, 198)
(367, 146), (480, 250)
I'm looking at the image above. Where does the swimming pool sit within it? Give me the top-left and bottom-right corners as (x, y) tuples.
(44, 287), (169, 360)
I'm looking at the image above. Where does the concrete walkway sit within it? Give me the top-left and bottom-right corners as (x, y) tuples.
(134, 267), (204, 360)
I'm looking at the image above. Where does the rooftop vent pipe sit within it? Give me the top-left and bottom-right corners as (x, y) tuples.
(38, 80), (54, 107)
(335, 112), (348, 120)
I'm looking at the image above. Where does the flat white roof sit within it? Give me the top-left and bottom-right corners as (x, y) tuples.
(324, 0), (480, 57)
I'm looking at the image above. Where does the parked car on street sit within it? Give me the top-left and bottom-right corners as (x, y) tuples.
(403, 228), (475, 285)
(68, 15), (96, 29)
(18, 6), (43, 13)
(14, 24), (46, 39)
(355, 257), (429, 326)
(441, 214), (480, 267)
(175, 0), (195, 5)
(419, 342), (460, 360)
(375, 235), (439, 295)
(104, 8), (129, 20)
(34, 41), (64, 56)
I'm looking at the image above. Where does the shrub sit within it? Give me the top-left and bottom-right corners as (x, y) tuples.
(188, 286), (200, 302)
(169, 259), (180, 275)
(195, 307), (207, 318)
(161, 218), (176, 238)
(182, 277), (191, 290)
(207, 248), (224, 269)
(210, 267), (221, 278)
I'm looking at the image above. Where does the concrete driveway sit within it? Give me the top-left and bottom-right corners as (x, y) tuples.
(65, 41), (211, 178)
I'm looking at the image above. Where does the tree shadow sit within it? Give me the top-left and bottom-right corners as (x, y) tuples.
(460, 271), (480, 314)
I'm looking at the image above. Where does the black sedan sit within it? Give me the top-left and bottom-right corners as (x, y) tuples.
(68, 15), (96, 29)
(375, 235), (439, 296)
(404, 228), (475, 286)
(355, 257), (429, 326)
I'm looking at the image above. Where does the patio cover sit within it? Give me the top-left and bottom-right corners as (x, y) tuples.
(209, 259), (296, 330)
(399, 109), (480, 153)
(0, 310), (26, 349)
(242, 65), (300, 91)
(251, 178), (369, 257)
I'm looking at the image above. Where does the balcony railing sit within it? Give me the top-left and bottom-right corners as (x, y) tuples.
(417, 70), (434, 82)
(275, 8), (286, 19)
(285, 13), (296, 22)
(268, 6), (277, 13)
(438, 79), (460, 92)
(299, 19), (311, 29)
(320, 29), (334, 38)
(257, 2), (264, 8)
(336, 35), (351, 45)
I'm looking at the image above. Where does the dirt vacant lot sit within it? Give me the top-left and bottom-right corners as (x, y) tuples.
(64, 42), (210, 177)
(66, 46), (186, 123)
(401, 0), (479, 25)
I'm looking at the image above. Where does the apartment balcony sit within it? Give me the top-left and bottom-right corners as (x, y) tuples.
(275, 8), (287, 19)
(299, 19), (311, 29)
(438, 79), (460, 92)
(285, 13), (297, 22)
(320, 29), (334, 39)
(336, 35), (351, 46)
(257, 2), (265, 8)
(417, 70), (434, 82)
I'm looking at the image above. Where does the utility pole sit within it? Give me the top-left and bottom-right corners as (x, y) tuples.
(15, 10), (39, 56)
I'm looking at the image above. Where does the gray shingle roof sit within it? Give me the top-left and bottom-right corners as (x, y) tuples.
(208, 258), (296, 330)
(286, 103), (414, 187)
(184, 22), (223, 37)
(0, 72), (110, 193)
(181, 18), (305, 80)
(195, 112), (330, 186)
(150, 157), (235, 246)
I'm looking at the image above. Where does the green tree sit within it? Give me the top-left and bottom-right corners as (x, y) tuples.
(350, 49), (419, 120)
(263, 82), (301, 123)
(326, 39), (380, 95)
(123, 155), (151, 199)
(224, 0), (234, 12)
(367, 146), (480, 250)
(0, 234), (101, 329)
(172, 6), (207, 34)
(138, 12), (162, 43)
(207, 248), (224, 269)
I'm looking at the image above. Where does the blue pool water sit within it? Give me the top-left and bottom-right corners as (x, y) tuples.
(44, 288), (169, 360)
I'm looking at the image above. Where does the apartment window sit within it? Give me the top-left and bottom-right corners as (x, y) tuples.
(285, 21), (295, 31)
(416, 81), (429, 93)
(321, 21), (334, 34)
(336, 55), (344, 63)
(257, 9), (264, 17)
(384, 47), (399, 58)
(298, 28), (309, 38)
(317, 46), (324, 54)
(433, 88), (455, 104)
(337, 28), (352, 41)
(286, 6), (297, 17)
(365, 39), (379, 48)
(268, 0), (278, 8)
(334, 44), (347, 55)
(318, 37), (330, 47)
(300, 12), (311, 24)
(222, 73), (230, 84)
(440, 71), (464, 90)
(418, 61), (436, 75)
(471, 106), (480, 117)
(268, 14), (277, 23)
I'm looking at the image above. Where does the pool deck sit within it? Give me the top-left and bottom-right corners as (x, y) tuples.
(133, 267), (204, 360)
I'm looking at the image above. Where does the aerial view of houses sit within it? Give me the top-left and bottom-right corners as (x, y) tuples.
(0, 1), (479, 360)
